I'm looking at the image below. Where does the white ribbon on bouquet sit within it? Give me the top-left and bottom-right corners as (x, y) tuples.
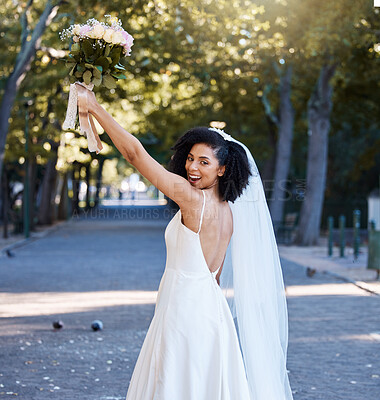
(62, 81), (103, 154)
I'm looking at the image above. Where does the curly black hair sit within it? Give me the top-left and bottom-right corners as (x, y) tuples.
(168, 127), (252, 202)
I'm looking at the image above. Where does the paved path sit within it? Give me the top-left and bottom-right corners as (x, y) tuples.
(0, 208), (379, 399)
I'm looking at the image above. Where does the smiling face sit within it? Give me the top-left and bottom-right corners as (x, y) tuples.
(185, 143), (226, 188)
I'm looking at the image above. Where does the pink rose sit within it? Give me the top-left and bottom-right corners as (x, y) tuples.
(121, 31), (134, 54)
(122, 31), (134, 45)
(79, 25), (91, 36)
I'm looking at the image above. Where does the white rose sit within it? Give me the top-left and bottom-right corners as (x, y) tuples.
(103, 29), (113, 43)
(111, 31), (123, 45)
(92, 24), (105, 39)
(72, 24), (81, 36)
(87, 28), (96, 39)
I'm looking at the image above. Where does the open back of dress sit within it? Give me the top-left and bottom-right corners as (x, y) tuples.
(126, 190), (250, 400)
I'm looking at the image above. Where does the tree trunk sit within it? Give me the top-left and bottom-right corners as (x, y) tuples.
(28, 157), (38, 231)
(71, 164), (81, 214)
(85, 164), (91, 210)
(94, 159), (105, 208)
(261, 116), (277, 185)
(2, 168), (9, 239)
(269, 67), (294, 228)
(57, 172), (69, 220)
(295, 63), (337, 245)
(0, 1), (61, 193)
(37, 142), (59, 225)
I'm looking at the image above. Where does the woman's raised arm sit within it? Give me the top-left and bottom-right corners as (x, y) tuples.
(77, 84), (200, 208)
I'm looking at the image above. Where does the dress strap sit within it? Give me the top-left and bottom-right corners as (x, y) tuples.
(196, 190), (206, 234)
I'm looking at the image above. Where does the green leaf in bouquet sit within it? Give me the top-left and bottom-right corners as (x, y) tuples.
(92, 67), (102, 79)
(77, 64), (85, 72)
(92, 76), (102, 87)
(82, 39), (94, 59)
(95, 65), (103, 73)
(83, 70), (92, 85)
(95, 57), (109, 70)
(114, 63), (126, 71)
(72, 54), (81, 63)
(103, 74), (117, 89)
(104, 44), (111, 57)
(110, 46), (121, 57)
(106, 57), (112, 64)
(75, 71), (83, 78)
(94, 45), (103, 59)
(110, 46), (122, 67)
(71, 43), (80, 53)
(69, 66), (76, 76)
(111, 73), (127, 80)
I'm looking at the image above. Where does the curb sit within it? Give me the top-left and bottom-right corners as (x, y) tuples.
(321, 270), (380, 296)
(289, 261), (380, 297)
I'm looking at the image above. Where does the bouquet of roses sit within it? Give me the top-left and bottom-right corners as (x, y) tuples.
(60, 16), (134, 153)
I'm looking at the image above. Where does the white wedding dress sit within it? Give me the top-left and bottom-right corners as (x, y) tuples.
(126, 190), (251, 399)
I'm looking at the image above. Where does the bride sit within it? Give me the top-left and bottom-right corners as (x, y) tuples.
(75, 84), (294, 400)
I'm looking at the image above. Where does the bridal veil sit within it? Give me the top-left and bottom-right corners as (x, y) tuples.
(209, 127), (293, 400)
